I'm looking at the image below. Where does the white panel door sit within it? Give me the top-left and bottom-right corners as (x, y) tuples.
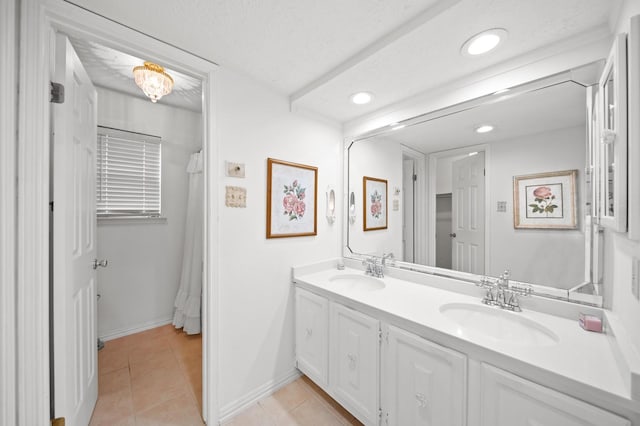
(330, 303), (380, 426)
(451, 152), (485, 274)
(295, 287), (329, 387)
(52, 34), (98, 426)
(383, 325), (466, 426)
(480, 364), (630, 426)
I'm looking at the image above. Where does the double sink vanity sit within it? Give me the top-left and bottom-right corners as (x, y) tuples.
(293, 258), (640, 425)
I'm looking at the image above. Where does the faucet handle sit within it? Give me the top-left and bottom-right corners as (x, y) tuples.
(477, 276), (493, 289)
(510, 283), (533, 296)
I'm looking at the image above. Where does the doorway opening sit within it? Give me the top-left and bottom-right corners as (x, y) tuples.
(50, 33), (206, 425)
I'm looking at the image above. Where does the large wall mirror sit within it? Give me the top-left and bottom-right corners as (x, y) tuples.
(345, 64), (605, 307)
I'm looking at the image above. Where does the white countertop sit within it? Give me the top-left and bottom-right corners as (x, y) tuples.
(293, 259), (640, 414)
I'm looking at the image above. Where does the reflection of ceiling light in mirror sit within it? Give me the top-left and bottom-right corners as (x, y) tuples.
(468, 151), (479, 156)
(475, 125), (494, 134)
(390, 123), (406, 130)
(350, 92), (373, 105)
(461, 29), (507, 56)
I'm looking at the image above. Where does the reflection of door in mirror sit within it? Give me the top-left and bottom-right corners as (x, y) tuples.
(402, 157), (415, 262)
(451, 152), (485, 274)
(436, 194), (452, 269)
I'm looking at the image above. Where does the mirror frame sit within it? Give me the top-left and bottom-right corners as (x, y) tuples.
(343, 67), (605, 307)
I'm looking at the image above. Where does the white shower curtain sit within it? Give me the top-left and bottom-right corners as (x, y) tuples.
(173, 151), (203, 334)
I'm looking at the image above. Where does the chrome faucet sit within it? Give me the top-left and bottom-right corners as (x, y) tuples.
(382, 252), (395, 267)
(477, 269), (531, 312)
(363, 255), (386, 278)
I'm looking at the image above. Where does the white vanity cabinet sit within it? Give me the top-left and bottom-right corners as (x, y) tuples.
(478, 364), (630, 426)
(294, 287), (329, 387)
(382, 325), (467, 426)
(330, 302), (380, 426)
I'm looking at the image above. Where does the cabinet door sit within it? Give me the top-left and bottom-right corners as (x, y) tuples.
(598, 33), (628, 232)
(330, 303), (380, 425)
(295, 287), (329, 387)
(480, 364), (630, 426)
(383, 325), (466, 426)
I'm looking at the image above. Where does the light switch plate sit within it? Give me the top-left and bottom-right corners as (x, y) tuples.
(225, 186), (247, 208)
(393, 199), (399, 211)
(226, 161), (245, 178)
(497, 201), (507, 212)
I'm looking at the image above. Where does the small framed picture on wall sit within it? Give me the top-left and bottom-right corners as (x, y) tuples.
(266, 158), (318, 238)
(363, 176), (388, 231)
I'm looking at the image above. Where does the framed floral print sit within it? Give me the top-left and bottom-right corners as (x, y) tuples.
(363, 176), (388, 231)
(513, 169), (578, 229)
(267, 158), (317, 238)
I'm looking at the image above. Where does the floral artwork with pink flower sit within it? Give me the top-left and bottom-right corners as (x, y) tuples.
(370, 190), (383, 219)
(529, 185), (559, 215)
(282, 179), (306, 220)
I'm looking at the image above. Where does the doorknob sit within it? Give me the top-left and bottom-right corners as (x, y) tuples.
(449, 233), (457, 238)
(92, 259), (108, 269)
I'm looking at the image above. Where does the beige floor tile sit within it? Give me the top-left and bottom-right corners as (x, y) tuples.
(131, 365), (190, 413)
(289, 397), (344, 426)
(98, 345), (129, 376)
(98, 367), (131, 396)
(129, 347), (178, 379)
(258, 379), (310, 419)
(135, 391), (204, 426)
(223, 403), (275, 426)
(89, 387), (134, 426)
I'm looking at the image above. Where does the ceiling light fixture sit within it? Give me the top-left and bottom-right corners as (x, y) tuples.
(350, 92), (373, 105)
(461, 29), (507, 56)
(475, 125), (494, 134)
(133, 61), (174, 103)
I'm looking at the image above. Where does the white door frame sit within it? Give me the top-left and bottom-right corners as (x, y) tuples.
(16, 1), (220, 424)
(427, 144), (490, 273)
(0, 1), (18, 425)
(400, 145), (427, 265)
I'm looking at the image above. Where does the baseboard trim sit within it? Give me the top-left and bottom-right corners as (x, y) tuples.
(99, 317), (173, 341)
(219, 368), (301, 423)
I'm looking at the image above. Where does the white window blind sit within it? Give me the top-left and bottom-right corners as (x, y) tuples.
(96, 127), (162, 217)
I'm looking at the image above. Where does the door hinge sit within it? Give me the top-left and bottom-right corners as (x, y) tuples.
(51, 418), (65, 426)
(50, 82), (65, 104)
(49, 201), (54, 212)
(413, 173), (417, 182)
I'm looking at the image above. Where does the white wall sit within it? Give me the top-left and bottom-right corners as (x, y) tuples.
(607, 0), (640, 351)
(95, 87), (202, 338)
(348, 136), (404, 259)
(488, 126), (585, 288)
(214, 67), (342, 415)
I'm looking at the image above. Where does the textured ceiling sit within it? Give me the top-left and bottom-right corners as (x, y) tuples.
(65, 0), (621, 122)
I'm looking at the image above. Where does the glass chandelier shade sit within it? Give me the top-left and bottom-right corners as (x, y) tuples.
(133, 62), (174, 103)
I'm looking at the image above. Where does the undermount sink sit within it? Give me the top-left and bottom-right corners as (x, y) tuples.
(328, 274), (386, 292)
(439, 302), (559, 346)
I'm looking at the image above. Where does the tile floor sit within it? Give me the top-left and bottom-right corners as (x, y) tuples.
(222, 376), (363, 426)
(91, 324), (362, 426)
(90, 324), (203, 425)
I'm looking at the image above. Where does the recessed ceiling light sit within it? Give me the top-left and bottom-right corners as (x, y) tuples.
(475, 125), (494, 134)
(461, 29), (507, 56)
(350, 92), (373, 105)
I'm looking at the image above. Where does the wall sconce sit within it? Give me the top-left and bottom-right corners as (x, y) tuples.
(349, 191), (356, 224)
(326, 187), (336, 224)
